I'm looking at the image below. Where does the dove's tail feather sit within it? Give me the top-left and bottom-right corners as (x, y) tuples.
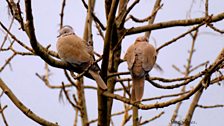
(131, 76), (145, 102)
(89, 70), (108, 90)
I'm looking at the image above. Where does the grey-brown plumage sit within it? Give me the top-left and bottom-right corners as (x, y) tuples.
(124, 36), (157, 102)
(57, 25), (107, 90)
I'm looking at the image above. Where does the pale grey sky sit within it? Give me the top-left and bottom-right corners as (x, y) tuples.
(0, 0), (224, 126)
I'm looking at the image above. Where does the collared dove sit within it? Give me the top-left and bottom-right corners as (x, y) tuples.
(124, 36), (157, 102)
(57, 25), (108, 90)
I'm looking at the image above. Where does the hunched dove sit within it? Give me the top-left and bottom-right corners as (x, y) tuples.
(124, 36), (157, 102)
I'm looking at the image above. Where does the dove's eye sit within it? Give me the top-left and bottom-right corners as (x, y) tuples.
(62, 29), (69, 34)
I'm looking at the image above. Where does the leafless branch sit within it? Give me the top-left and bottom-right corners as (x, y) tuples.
(0, 78), (59, 126)
(126, 13), (224, 35)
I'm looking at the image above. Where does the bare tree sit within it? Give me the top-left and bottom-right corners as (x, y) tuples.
(0, 0), (224, 126)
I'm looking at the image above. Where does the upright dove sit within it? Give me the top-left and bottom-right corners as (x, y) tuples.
(124, 36), (157, 102)
(57, 25), (108, 90)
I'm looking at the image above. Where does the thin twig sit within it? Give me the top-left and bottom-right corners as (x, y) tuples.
(145, 0), (162, 38)
(208, 24), (224, 34)
(81, 0), (105, 30)
(157, 23), (204, 52)
(88, 107), (132, 124)
(117, 76), (131, 97)
(172, 65), (185, 75)
(127, 4), (163, 23)
(197, 104), (224, 109)
(118, 0), (140, 28)
(108, 72), (130, 78)
(190, 61), (209, 73)
(142, 91), (190, 102)
(94, 21), (105, 40)
(205, 0), (209, 17)
(0, 21), (33, 53)
(61, 82), (80, 110)
(0, 17), (14, 51)
(0, 53), (16, 72)
(64, 70), (77, 88)
(0, 104), (9, 126)
(59, 0), (66, 28)
(140, 111), (164, 125)
(36, 71), (73, 89)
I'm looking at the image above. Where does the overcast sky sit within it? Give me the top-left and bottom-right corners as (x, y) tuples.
(0, 0), (224, 126)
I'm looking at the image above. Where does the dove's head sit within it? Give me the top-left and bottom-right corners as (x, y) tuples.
(135, 36), (148, 43)
(58, 25), (75, 37)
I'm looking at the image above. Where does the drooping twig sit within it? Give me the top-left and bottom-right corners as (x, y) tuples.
(207, 24), (224, 34)
(146, 72), (202, 89)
